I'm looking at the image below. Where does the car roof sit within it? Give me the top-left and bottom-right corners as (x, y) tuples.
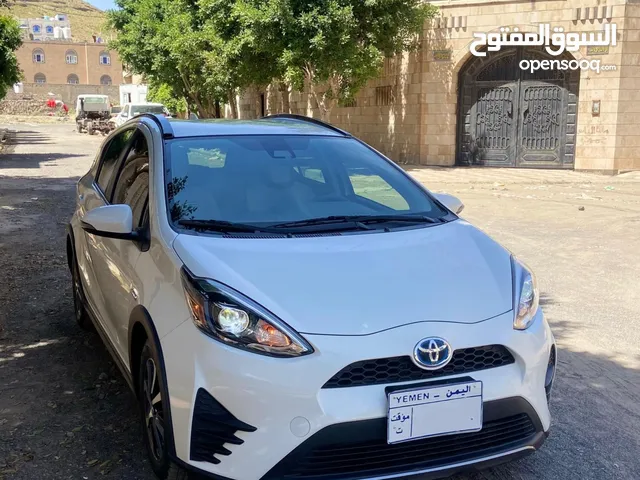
(162, 118), (346, 138)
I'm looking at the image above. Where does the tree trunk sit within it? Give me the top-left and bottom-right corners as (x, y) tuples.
(254, 86), (264, 118)
(279, 82), (290, 114)
(227, 91), (238, 119)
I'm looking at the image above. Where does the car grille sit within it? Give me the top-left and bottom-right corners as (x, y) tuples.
(190, 388), (256, 464)
(263, 413), (537, 479)
(323, 345), (515, 389)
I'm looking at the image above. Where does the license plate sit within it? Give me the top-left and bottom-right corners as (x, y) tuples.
(387, 380), (483, 444)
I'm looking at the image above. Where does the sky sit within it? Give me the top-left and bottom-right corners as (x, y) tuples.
(86, 0), (117, 11)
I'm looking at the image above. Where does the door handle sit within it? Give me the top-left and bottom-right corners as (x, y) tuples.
(130, 287), (139, 301)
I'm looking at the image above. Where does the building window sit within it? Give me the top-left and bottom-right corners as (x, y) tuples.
(65, 50), (78, 64)
(375, 85), (395, 106)
(45, 26), (54, 34)
(32, 25), (41, 34)
(34, 73), (46, 84)
(32, 49), (45, 64)
(100, 75), (112, 85)
(67, 74), (80, 85)
(99, 52), (111, 65)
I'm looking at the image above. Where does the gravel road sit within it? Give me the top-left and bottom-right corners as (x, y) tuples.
(0, 123), (639, 480)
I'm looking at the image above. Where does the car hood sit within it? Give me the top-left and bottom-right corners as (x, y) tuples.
(172, 220), (514, 336)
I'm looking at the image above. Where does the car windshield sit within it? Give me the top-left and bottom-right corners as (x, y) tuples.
(166, 135), (449, 231)
(131, 105), (165, 115)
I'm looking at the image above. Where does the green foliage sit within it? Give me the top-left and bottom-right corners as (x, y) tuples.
(147, 82), (188, 116)
(110, 0), (436, 119)
(0, 14), (22, 100)
(204, 0), (437, 119)
(109, 0), (226, 117)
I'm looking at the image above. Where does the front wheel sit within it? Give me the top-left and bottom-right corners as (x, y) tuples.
(71, 255), (92, 330)
(138, 341), (188, 480)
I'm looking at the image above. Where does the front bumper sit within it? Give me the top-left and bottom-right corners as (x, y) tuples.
(161, 309), (554, 480)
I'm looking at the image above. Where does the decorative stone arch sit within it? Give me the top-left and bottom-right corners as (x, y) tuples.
(34, 73), (46, 84)
(99, 51), (111, 65)
(100, 75), (113, 85)
(65, 49), (78, 64)
(32, 48), (45, 63)
(67, 74), (80, 84)
(455, 42), (580, 168)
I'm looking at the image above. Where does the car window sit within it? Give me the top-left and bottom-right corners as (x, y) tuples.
(111, 131), (150, 227)
(166, 135), (447, 226)
(96, 129), (134, 194)
(131, 105), (166, 116)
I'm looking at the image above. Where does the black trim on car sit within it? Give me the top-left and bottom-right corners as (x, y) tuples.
(190, 388), (257, 464)
(127, 306), (177, 457)
(260, 396), (547, 480)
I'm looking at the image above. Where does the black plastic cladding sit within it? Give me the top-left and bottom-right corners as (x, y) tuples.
(323, 345), (515, 389)
(190, 388), (257, 464)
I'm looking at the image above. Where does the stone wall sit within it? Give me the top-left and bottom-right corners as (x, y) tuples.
(234, 0), (639, 172)
(5, 84), (119, 108)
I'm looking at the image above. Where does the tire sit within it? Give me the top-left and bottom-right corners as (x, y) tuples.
(138, 341), (188, 480)
(71, 254), (92, 330)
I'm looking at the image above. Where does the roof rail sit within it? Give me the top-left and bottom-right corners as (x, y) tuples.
(135, 113), (174, 139)
(261, 114), (350, 137)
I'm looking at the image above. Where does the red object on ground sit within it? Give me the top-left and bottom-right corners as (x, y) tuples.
(46, 98), (56, 109)
(62, 103), (69, 114)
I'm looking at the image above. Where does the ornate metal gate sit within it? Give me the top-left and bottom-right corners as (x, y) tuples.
(456, 47), (579, 168)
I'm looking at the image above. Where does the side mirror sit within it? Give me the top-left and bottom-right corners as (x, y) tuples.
(81, 204), (139, 240)
(434, 193), (464, 214)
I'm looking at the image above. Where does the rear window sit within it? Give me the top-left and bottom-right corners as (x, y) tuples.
(131, 105), (165, 115)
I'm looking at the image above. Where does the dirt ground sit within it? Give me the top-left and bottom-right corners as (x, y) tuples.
(0, 123), (639, 480)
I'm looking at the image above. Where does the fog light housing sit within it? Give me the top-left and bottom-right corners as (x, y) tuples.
(545, 345), (557, 402)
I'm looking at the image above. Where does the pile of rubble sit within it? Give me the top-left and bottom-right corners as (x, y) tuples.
(0, 93), (58, 117)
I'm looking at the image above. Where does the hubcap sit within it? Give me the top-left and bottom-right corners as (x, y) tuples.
(143, 358), (164, 461)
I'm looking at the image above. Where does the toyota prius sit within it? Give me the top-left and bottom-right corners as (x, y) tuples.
(67, 113), (556, 480)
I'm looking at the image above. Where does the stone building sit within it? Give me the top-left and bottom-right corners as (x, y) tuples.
(236, 0), (640, 173)
(17, 40), (123, 87)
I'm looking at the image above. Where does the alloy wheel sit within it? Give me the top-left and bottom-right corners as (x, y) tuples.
(142, 358), (165, 462)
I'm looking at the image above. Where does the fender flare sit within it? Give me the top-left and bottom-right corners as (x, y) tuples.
(66, 223), (76, 271)
(128, 305), (177, 457)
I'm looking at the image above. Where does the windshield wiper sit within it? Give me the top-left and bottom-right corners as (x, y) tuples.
(178, 219), (275, 233)
(271, 214), (443, 229)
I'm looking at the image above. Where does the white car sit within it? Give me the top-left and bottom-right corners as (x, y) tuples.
(112, 102), (169, 127)
(67, 114), (556, 480)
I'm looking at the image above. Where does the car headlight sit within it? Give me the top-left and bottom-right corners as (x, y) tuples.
(180, 267), (313, 357)
(512, 256), (539, 330)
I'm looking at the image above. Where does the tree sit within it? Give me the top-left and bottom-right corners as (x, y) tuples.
(147, 81), (188, 117)
(0, 14), (21, 100)
(109, 0), (229, 118)
(206, 0), (437, 121)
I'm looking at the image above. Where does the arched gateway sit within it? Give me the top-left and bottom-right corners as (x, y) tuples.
(456, 47), (580, 168)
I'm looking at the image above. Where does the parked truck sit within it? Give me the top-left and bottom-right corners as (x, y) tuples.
(75, 95), (114, 135)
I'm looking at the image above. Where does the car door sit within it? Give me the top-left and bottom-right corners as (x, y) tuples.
(88, 130), (151, 361)
(76, 128), (135, 352)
